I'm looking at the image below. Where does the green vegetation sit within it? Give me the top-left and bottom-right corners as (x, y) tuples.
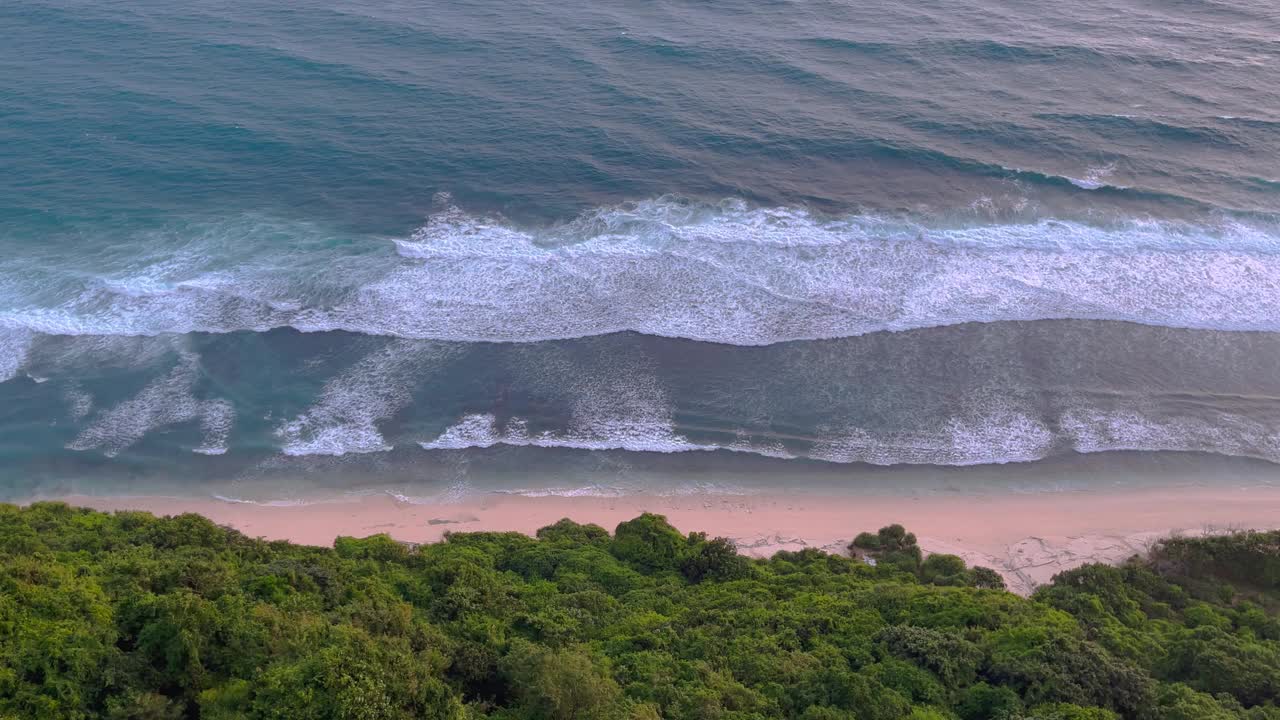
(2, 504), (1280, 720)
(849, 524), (1005, 590)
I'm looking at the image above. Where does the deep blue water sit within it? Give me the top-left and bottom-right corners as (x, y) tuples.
(2, 0), (1279, 501)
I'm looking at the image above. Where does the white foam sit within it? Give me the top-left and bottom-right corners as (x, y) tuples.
(805, 392), (1280, 468)
(194, 399), (235, 455)
(421, 413), (510, 449)
(420, 412), (720, 455)
(68, 350), (204, 457)
(28, 335), (183, 376)
(3, 200), (1280, 346)
(491, 485), (629, 498)
(1060, 401), (1280, 462)
(64, 347), (237, 457)
(810, 397), (1056, 467)
(374, 382), (1280, 468)
(277, 339), (457, 456)
(212, 495), (313, 507)
(0, 327), (34, 383)
(1065, 163), (1123, 190)
(64, 386), (94, 422)
(334, 201), (1280, 344)
(726, 430), (795, 459)
(533, 341), (717, 452)
(418, 344), (725, 457)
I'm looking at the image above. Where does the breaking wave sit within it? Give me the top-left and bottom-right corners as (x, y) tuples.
(1, 198), (1279, 349)
(420, 413), (726, 455)
(67, 349), (236, 457)
(416, 395), (1280, 467)
(276, 340), (460, 456)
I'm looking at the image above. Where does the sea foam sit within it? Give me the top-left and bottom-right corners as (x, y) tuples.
(276, 339), (459, 456)
(354, 200), (1280, 345)
(0, 327), (34, 383)
(67, 349), (236, 457)
(1, 199), (1278, 349)
(419, 413), (718, 454)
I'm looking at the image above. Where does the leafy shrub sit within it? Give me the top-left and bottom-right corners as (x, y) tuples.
(609, 513), (686, 572)
(2, 504), (1279, 720)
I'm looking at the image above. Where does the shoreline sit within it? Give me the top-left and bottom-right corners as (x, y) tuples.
(40, 484), (1280, 595)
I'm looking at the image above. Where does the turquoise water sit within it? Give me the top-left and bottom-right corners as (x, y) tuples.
(2, 0), (1279, 501)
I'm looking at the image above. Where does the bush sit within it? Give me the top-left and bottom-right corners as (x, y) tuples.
(2, 507), (1279, 720)
(679, 535), (752, 583)
(957, 682), (1022, 720)
(610, 513), (686, 572)
(921, 554), (968, 586)
(1026, 703), (1119, 720)
(876, 625), (982, 690)
(501, 642), (625, 720)
(851, 524), (925, 575)
(852, 532), (883, 551)
(536, 519), (611, 547)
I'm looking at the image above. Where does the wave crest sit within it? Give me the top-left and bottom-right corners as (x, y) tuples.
(3, 198), (1280, 348)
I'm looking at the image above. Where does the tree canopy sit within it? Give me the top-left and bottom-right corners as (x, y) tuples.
(2, 503), (1279, 720)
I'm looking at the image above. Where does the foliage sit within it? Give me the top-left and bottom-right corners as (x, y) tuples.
(851, 525), (1007, 590)
(1, 504), (1279, 720)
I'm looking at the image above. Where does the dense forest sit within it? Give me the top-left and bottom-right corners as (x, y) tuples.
(2, 503), (1279, 720)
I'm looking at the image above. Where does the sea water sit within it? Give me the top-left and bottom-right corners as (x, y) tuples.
(2, 0), (1278, 501)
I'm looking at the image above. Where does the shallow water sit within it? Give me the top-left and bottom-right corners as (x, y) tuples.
(2, 0), (1278, 500)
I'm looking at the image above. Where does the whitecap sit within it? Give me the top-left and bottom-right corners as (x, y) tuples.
(277, 339), (458, 456)
(194, 399), (235, 456)
(1060, 400), (1280, 462)
(2, 200), (1280, 347)
(810, 396), (1055, 467)
(1065, 162), (1124, 190)
(0, 327), (35, 383)
(68, 350), (204, 457)
(419, 412), (719, 455)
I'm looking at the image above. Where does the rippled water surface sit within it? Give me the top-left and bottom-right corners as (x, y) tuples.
(2, 0), (1278, 500)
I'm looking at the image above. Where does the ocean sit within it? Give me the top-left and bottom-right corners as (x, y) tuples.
(2, 0), (1279, 503)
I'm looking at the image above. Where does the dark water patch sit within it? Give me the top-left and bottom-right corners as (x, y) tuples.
(920, 38), (1117, 65)
(3, 321), (1280, 490)
(1217, 115), (1280, 130)
(1035, 113), (1251, 149)
(798, 37), (924, 66)
(1245, 176), (1280, 193)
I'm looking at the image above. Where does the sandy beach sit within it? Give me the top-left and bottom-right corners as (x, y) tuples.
(47, 485), (1280, 595)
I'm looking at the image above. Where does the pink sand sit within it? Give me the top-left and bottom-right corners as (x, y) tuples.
(49, 485), (1280, 594)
